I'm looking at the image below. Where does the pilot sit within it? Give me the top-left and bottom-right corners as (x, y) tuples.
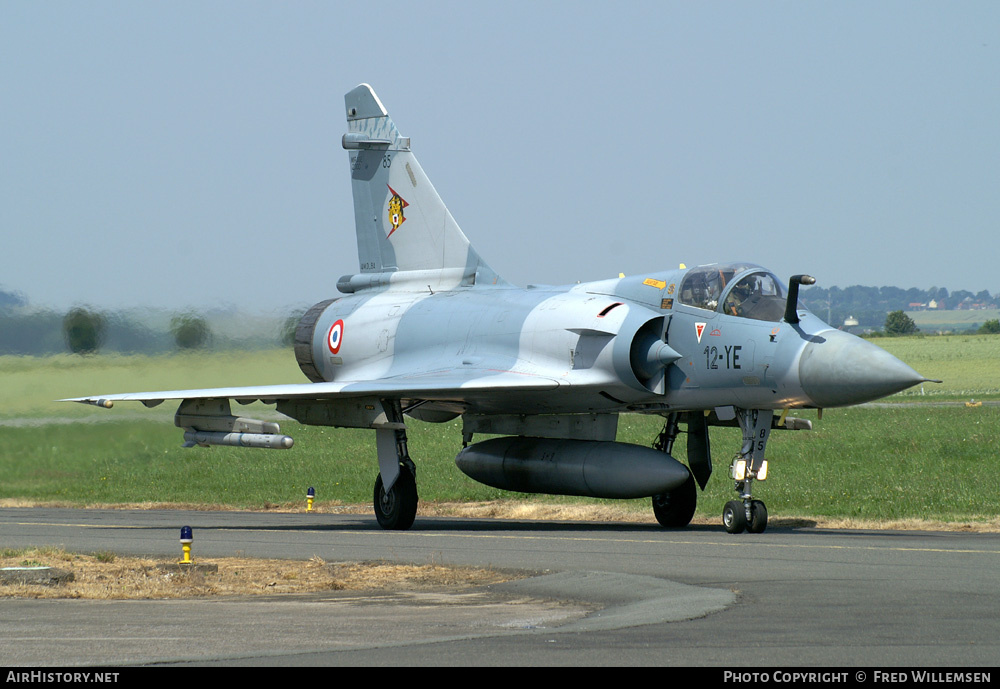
(704, 272), (725, 310)
(726, 281), (753, 316)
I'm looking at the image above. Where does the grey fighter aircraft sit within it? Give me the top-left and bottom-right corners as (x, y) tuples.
(65, 84), (935, 534)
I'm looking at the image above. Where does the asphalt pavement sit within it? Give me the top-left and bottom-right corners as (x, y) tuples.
(1, 508), (997, 667)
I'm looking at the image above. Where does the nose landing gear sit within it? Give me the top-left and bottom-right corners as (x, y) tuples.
(723, 409), (772, 534)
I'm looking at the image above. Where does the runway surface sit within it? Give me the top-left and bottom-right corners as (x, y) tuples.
(2, 507), (998, 666)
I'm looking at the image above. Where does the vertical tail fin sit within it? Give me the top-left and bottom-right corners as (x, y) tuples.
(342, 84), (503, 288)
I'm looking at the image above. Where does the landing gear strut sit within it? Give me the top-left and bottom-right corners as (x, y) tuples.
(724, 409), (772, 534)
(373, 400), (418, 530)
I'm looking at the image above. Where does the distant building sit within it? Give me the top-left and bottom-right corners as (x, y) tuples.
(959, 301), (996, 310)
(841, 314), (862, 334)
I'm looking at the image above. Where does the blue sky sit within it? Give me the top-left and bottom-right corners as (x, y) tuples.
(3, 2), (998, 313)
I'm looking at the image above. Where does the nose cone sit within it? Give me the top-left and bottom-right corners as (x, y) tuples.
(798, 329), (927, 407)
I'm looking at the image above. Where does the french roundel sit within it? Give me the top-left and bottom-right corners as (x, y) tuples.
(327, 319), (344, 354)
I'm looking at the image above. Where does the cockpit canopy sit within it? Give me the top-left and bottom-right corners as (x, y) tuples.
(678, 263), (789, 322)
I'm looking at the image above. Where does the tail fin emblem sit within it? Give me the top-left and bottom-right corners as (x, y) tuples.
(386, 185), (408, 237)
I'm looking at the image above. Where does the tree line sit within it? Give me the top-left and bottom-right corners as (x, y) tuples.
(879, 310), (999, 337)
(2, 282), (996, 356)
(799, 284), (998, 329)
(0, 288), (302, 356)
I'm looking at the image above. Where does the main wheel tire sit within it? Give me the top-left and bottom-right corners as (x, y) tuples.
(652, 470), (697, 528)
(747, 499), (768, 534)
(373, 468), (418, 530)
(723, 500), (747, 534)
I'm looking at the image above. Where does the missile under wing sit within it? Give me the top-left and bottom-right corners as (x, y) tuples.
(65, 84), (936, 533)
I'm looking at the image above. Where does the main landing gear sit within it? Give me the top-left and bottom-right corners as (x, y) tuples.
(723, 408), (773, 534)
(372, 401), (418, 530)
(652, 470), (697, 527)
(374, 462), (418, 530)
(650, 413), (700, 528)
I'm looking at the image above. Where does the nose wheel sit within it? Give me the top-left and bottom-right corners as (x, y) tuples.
(723, 499), (768, 534)
(747, 499), (767, 533)
(723, 500), (746, 533)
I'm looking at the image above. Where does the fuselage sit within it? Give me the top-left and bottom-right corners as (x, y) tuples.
(295, 262), (925, 419)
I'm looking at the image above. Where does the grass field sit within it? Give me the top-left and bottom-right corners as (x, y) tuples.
(906, 309), (997, 332)
(871, 334), (1000, 401)
(3, 333), (997, 419)
(0, 350), (301, 420)
(2, 408), (996, 523)
(1, 335), (998, 525)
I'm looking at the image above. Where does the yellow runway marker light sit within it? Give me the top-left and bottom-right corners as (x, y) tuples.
(179, 526), (193, 565)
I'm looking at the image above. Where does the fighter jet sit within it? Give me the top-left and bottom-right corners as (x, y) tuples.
(65, 84), (935, 533)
